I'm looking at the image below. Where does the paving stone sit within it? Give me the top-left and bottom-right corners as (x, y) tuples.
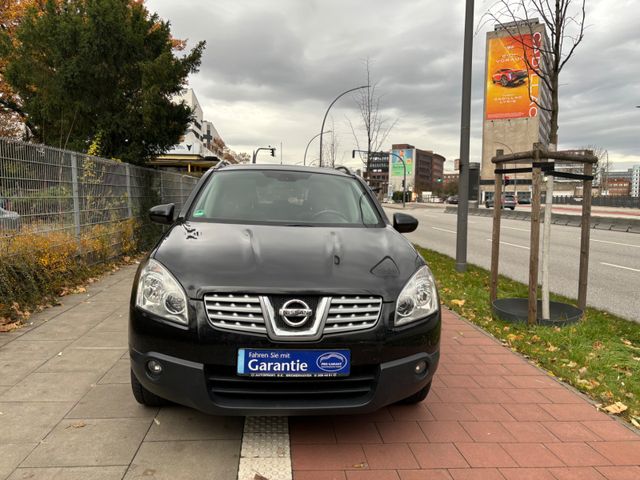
(66, 384), (157, 419)
(0, 443), (37, 480)
(69, 330), (128, 349)
(36, 347), (124, 374)
(0, 341), (71, 361)
(409, 443), (468, 469)
(362, 444), (419, 470)
(98, 358), (131, 384)
(0, 357), (46, 386)
(0, 371), (102, 402)
(454, 443), (517, 468)
(22, 418), (151, 467)
(17, 318), (98, 342)
(124, 440), (240, 480)
(0, 401), (74, 443)
(144, 406), (243, 441)
(6, 466), (127, 480)
(291, 444), (367, 471)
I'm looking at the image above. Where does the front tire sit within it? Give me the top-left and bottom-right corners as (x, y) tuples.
(397, 381), (432, 404)
(131, 370), (169, 407)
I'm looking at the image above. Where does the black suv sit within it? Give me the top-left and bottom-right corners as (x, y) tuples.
(129, 164), (441, 415)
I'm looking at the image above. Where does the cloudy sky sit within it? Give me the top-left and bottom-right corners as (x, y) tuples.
(147, 0), (639, 171)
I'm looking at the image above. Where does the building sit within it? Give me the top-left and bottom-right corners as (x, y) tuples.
(388, 144), (445, 199)
(364, 152), (390, 198)
(632, 166), (640, 197)
(479, 19), (551, 204)
(607, 177), (631, 197)
(148, 89), (227, 174)
(443, 172), (459, 185)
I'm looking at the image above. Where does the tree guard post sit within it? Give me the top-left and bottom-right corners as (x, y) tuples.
(578, 161), (593, 310)
(528, 147), (543, 325)
(490, 149), (504, 304)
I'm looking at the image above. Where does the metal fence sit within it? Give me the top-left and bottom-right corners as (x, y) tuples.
(0, 137), (199, 256)
(553, 195), (640, 209)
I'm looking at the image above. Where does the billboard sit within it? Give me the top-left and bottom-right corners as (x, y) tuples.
(390, 149), (413, 177)
(485, 32), (542, 120)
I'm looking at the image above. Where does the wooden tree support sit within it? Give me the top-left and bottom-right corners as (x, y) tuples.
(489, 145), (597, 325)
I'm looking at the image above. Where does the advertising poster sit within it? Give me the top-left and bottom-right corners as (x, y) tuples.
(485, 32), (542, 120)
(390, 149), (413, 177)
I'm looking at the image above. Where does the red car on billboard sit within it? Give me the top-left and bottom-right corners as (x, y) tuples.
(492, 68), (528, 87)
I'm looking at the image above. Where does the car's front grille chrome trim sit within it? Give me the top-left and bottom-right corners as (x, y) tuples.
(203, 294), (268, 334)
(204, 293), (382, 338)
(325, 296), (382, 333)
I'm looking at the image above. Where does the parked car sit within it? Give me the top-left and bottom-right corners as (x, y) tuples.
(485, 194), (517, 210)
(0, 198), (20, 231)
(518, 197), (531, 205)
(446, 195), (459, 204)
(129, 164), (441, 415)
(492, 68), (528, 87)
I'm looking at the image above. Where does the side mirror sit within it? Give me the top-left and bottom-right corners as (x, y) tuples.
(393, 212), (418, 233)
(149, 203), (175, 225)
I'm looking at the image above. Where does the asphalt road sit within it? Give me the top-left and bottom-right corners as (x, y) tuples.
(385, 206), (640, 323)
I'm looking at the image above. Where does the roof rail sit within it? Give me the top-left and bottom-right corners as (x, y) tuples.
(334, 165), (353, 175)
(213, 160), (230, 170)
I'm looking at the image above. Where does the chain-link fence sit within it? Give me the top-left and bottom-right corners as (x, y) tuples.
(0, 138), (199, 319)
(0, 137), (197, 248)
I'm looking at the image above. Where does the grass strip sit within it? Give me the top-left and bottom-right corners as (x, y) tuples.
(417, 246), (640, 425)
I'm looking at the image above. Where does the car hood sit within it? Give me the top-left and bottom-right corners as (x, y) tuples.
(152, 221), (423, 302)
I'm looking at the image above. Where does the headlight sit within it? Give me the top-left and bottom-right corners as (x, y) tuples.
(395, 265), (439, 326)
(136, 259), (188, 325)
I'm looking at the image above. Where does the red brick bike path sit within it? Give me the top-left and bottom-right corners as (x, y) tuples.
(290, 309), (640, 480)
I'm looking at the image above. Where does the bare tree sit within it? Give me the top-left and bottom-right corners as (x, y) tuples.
(481, 0), (587, 148)
(326, 116), (340, 168)
(348, 59), (397, 168)
(583, 144), (609, 193)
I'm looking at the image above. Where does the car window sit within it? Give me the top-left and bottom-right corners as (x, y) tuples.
(189, 170), (382, 226)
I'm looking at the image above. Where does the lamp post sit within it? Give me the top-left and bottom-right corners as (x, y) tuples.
(353, 149), (406, 208)
(252, 146), (276, 164)
(455, 0), (474, 273)
(319, 85), (369, 167)
(303, 130), (332, 166)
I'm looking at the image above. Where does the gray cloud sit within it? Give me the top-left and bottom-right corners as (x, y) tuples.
(148, 0), (640, 168)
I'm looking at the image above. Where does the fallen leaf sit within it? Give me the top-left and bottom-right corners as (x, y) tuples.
(578, 367), (588, 376)
(67, 421), (86, 429)
(253, 474), (268, 480)
(547, 345), (559, 352)
(566, 361), (577, 368)
(352, 463), (367, 469)
(603, 402), (628, 415)
(153, 418), (160, 425)
(631, 418), (640, 428)
(450, 299), (465, 307)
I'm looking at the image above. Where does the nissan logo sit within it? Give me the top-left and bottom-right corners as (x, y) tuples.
(279, 299), (312, 327)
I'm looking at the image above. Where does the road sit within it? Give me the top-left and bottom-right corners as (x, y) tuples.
(385, 206), (640, 322)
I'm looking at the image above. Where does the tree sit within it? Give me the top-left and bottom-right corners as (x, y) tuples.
(482, 0), (587, 148)
(348, 59), (397, 168)
(0, 0), (205, 164)
(583, 144), (609, 193)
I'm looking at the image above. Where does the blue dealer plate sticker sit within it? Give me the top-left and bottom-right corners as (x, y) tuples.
(237, 349), (350, 377)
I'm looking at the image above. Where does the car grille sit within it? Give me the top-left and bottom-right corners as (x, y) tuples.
(325, 296), (382, 333)
(203, 293), (383, 337)
(205, 365), (378, 403)
(203, 293), (267, 334)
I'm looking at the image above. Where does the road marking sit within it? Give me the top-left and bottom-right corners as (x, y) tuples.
(239, 416), (291, 480)
(486, 239), (530, 250)
(503, 226), (529, 232)
(600, 262), (640, 273)
(592, 239), (640, 249)
(432, 226), (456, 234)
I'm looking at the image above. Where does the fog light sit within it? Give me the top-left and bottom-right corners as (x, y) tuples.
(414, 360), (427, 375)
(147, 360), (163, 375)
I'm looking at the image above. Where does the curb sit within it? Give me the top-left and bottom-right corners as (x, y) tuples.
(444, 206), (640, 234)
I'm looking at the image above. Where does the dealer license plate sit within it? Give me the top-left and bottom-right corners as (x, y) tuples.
(237, 349), (350, 377)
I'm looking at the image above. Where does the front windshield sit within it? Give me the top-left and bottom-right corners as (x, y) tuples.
(189, 170), (381, 226)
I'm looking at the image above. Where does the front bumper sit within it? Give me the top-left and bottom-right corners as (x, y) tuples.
(129, 300), (441, 416)
(130, 347), (439, 416)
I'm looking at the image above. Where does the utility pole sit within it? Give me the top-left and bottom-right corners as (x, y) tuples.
(455, 0), (474, 273)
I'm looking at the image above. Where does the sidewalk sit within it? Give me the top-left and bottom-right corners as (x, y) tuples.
(290, 309), (640, 479)
(1, 265), (638, 480)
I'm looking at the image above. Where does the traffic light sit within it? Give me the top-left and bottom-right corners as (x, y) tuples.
(504, 175), (510, 186)
(436, 178), (443, 183)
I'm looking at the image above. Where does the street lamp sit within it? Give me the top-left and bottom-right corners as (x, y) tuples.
(252, 146), (276, 164)
(353, 149), (406, 208)
(303, 130), (332, 166)
(319, 85), (369, 167)
(455, 0), (475, 273)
